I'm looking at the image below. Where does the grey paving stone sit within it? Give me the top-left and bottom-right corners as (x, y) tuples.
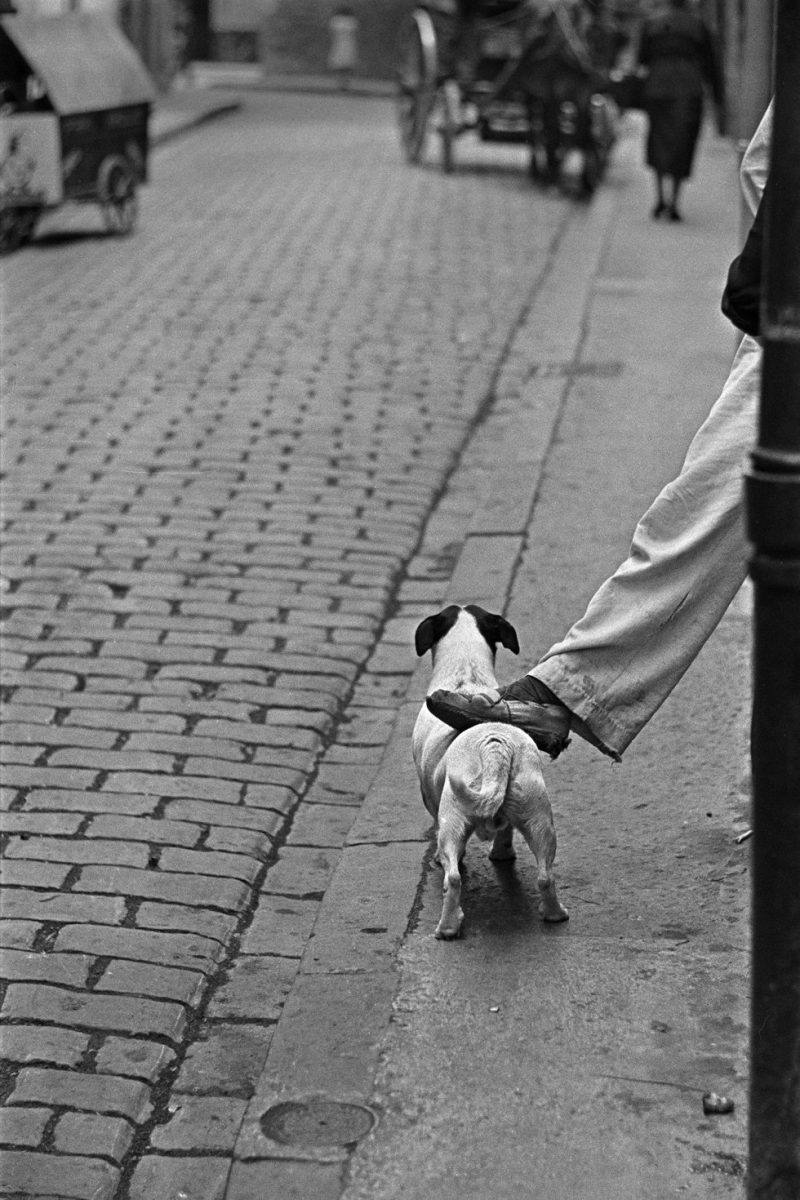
(55, 923), (226, 970)
(53, 1111), (135, 1161)
(134, 903), (239, 944)
(0, 859), (73, 889)
(205, 955), (298, 1023)
(0, 1105), (52, 1147)
(95, 1036), (177, 1082)
(101, 771), (242, 803)
(205, 826), (273, 860)
(85, 814), (202, 846)
(0, 1024), (89, 1068)
(1, 766), (98, 790)
(181, 756), (307, 788)
(150, 1094), (248, 1151)
(226, 1159), (344, 1200)
(1, 890), (126, 926)
(4, 836), (150, 868)
(129, 1154), (230, 1200)
(64, 708), (186, 732)
(2, 984), (187, 1042)
(285, 804), (357, 848)
(0, 949), (92, 987)
(157, 847), (262, 883)
(240, 897), (321, 958)
(261, 847), (342, 898)
(72, 865), (249, 911)
(0, 811), (84, 835)
(0, 1150), (119, 1199)
(22, 789), (160, 816)
(8, 1067), (152, 1121)
(0, 743), (43, 764)
(0, 723), (117, 749)
(94, 959), (208, 1006)
(175, 1023), (275, 1095)
(163, 798), (287, 832)
(46, 748), (178, 773)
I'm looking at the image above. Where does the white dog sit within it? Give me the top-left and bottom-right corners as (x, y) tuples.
(413, 604), (569, 939)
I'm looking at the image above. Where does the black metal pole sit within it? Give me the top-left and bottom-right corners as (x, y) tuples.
(745, 3), (800, 1197)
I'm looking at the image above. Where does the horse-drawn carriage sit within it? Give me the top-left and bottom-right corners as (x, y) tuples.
(396, 0), (621, 194)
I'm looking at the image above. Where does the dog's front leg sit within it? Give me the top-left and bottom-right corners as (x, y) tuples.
(435, 793), (468, 940)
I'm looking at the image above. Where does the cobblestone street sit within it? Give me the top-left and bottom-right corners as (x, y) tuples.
(1, 92), (585, 1197)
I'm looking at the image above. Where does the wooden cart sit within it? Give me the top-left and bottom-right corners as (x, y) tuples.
(1, 11), (156, 253)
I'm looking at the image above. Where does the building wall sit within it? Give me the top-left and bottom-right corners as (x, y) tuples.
(208, 0), (274, 61)
(8, 0), (774, 106)
(204, 0), (413, 77)
(204, 0), (771, 91)
(10, 0), (118, 12)
(9, 0), (179, 88)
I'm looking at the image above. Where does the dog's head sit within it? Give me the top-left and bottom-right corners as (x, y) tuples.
(414, 604), (520, 658)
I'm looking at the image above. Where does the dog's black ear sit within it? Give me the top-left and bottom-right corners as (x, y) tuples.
(466, 606), (520, 655)
(414, 606), (461, 656)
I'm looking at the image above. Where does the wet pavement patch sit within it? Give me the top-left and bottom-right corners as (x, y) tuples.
(261, 1100), (376, 1147)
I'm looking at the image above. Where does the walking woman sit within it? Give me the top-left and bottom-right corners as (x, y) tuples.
(639, 0), (722, 221)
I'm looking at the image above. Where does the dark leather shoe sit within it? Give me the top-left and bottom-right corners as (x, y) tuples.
(426, 689), (571, 758)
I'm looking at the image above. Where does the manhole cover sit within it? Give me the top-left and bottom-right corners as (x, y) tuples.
(261, 1100), (376, 1147)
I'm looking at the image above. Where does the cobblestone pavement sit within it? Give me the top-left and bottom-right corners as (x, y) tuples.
(1, 92), (578, 1197)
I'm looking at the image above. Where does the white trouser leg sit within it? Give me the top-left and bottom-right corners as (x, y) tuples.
(534, 335), (762, 759)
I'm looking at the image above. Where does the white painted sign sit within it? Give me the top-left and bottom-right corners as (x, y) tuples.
(0, 113), (62, 205)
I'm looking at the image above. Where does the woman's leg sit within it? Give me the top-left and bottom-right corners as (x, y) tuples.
(668, 176), (684, 220)
(652, 171), (666, 218)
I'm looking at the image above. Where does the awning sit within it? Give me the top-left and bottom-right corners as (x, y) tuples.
(0, 12), (156, 114)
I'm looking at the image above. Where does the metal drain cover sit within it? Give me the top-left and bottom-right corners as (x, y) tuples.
(261, 1099), (376, 1147)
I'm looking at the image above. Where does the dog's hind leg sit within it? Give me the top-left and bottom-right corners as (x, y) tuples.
(517, 815), (569, 923)
(435, 793), (469, 939)
(488, 819), (515, 862)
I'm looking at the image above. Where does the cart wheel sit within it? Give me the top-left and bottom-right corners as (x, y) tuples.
(580, 146), (602, 197)
(437, 79), (460, 173)
(397, 8), (438, 164)
(16, 207), (42, 245)
(0, 206), (31, 255)
(527, 143), (547, 183)
(98, 155), (138, 235)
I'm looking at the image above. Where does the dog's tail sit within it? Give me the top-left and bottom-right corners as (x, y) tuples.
(448, 734), (512, 833)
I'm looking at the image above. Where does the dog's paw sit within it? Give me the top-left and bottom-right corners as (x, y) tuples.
(435, 916), (465, 940)
(539, 899), (569, 923)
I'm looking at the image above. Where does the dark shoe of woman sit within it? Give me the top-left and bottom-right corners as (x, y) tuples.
(652, 201), (666, 219)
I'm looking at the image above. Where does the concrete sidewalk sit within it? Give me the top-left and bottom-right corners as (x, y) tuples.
(150, 87), (244, 147)
(227, 118), (751, 1198)
(149, 68), (395, 147)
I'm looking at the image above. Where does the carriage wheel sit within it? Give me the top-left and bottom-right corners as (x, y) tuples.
(98, 156), (138, 235)
(581, 146), (602, 196)
(396, 8), (438, 164)
(0, 206), (36, 255)
(17, 207), (41, 244)
(437, 79), (460, 174)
